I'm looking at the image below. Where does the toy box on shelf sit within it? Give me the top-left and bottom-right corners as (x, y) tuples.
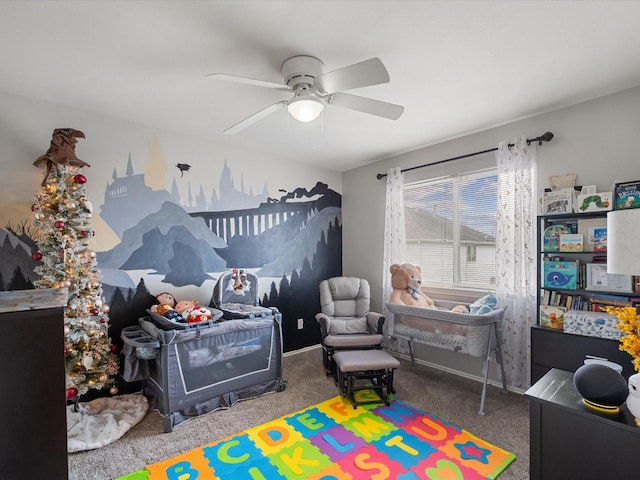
(563, 310), (622, 340)
(542, 188), (577, 214)
(576, 185), (613, 213)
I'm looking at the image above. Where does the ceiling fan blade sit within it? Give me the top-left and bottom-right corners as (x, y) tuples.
(316, 57), (390, 93)
(328, 93), (404, 120)
(224, 101), (287, 135)
(206, 73), (287, 90)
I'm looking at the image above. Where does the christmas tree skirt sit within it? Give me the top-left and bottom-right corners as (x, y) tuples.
(67, 393), (148, 453)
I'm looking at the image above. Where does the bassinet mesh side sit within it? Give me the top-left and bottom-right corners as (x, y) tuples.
(386, 302), (502, 357)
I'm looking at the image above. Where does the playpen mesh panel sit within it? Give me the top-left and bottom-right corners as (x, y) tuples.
(173, 324), (274, 393)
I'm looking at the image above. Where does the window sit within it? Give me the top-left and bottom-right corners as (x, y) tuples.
(404, 168), (497, 290)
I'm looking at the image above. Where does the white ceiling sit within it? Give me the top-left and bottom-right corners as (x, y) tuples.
(2, 1), (640, 172)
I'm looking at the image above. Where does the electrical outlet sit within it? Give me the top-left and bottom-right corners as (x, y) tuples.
(297, 318), (304, 329)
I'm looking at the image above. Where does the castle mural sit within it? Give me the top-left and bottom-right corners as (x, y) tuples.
(1, 134), (342, 365)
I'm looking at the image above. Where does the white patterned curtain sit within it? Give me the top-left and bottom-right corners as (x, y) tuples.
(495, 137), (538, 388)
(382, 167), (406, 319)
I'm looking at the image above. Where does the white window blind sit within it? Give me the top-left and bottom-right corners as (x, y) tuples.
(404, 169), (497, 290)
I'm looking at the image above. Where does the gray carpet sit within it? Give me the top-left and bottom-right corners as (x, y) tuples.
(68, 345), (529, 479)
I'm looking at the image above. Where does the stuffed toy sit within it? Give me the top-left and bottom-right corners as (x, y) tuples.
(226, 268), (250, 294)
(388, 262), (469, 337)
(151, 303), (173, 315)
(549, 173), (577, 191)
(388, 262), (469, 313)
(185, 305), (213, 323)
(389, 263), (435, 307)
(155, 292), (176, 308)
(175, 300), (198, 315)
(175, 299), (213, 323)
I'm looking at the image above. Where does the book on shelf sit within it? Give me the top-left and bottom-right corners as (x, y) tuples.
(559, 233), (584, 252)
(543, 260), (579, 290)
(588, 296), (635, 308)
(585, 263), (634, 293)
(614, 179), (640, 210)
(542, 222), (578, 252)
(539, 304), (566, 330)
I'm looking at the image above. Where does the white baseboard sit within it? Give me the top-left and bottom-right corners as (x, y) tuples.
(390, 351), (526, 395)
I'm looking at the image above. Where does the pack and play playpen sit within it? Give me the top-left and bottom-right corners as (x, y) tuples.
(122, 271), (285, 432)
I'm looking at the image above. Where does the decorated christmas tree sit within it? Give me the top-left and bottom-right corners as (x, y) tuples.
(31, 129), (119, 400)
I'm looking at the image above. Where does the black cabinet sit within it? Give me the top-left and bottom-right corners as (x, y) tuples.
(0, 289), (68, 479)
(526, 369), (639, 480)
(531, 325), (634, 383)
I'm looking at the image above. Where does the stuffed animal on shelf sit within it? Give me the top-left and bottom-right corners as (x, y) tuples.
(549, 173), (577, 191)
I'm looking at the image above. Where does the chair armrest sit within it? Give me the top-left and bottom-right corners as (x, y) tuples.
(365, 312), (385, 334)
(315, 313), (330, 338)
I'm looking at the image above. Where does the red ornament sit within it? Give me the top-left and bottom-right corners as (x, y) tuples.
(100, 317), (107, 323)
(66, 387), (78, 400)
(80, 231), (88, 237)
(74, 174), (87, 184)
(54, 220), (65, 229)
(31, 204), (38, 212)
(110, 345), (118, 354)
(90, 308), (99, 315)
(31, 252), (42, 261)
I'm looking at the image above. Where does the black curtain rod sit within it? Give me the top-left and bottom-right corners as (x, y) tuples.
(376, 131), (554, 180)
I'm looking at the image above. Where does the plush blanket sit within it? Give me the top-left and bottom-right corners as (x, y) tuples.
(67, 393), (148, 453)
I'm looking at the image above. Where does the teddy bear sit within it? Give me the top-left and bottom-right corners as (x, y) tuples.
(388, 263), (435, 307)
(388, 262), (470, 314)
(388, 262), (469, 336)
(549, 173), (577, 191)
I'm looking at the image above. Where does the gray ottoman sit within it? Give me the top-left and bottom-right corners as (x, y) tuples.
(333, 349), (400, 408)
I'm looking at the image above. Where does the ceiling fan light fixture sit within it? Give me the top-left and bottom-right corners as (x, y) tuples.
(287, 93), (324, 122)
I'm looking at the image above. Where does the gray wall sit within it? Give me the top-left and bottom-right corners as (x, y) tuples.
(342, 85), (640, 381)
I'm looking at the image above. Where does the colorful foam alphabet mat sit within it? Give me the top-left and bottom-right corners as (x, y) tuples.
(118, 391), (515, 479)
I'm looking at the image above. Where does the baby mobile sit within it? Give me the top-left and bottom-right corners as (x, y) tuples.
(31, 128), (119, 401)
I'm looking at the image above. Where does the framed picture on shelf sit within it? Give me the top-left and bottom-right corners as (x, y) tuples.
(614, 180), (640, 210)
(577, 217), (607, 252)
(585, 263), (634, 293)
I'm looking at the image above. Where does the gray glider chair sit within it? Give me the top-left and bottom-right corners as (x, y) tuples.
(315, 277), (385, 376)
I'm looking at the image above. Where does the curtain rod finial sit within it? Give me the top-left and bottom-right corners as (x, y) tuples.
(541, 131), (554, 143)
(376, 173), (387, 180)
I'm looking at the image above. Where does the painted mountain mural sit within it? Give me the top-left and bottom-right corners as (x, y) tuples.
(0, 228), (39, 290)
(1, 136), (342, 358)
(97, 200), (227, 286)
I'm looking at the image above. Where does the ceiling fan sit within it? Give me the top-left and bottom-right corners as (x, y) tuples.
(207, 55), (404, 134)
